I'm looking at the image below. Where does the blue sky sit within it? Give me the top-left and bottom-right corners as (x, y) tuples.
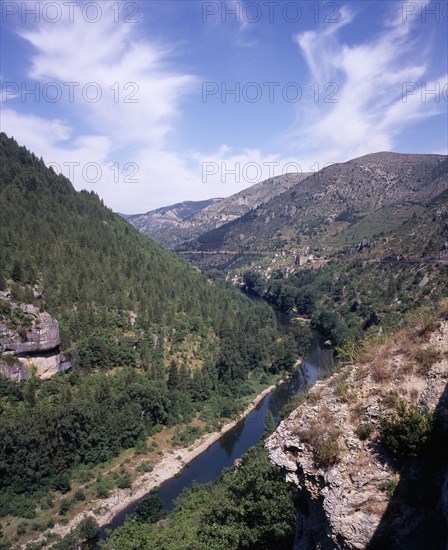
(1, 0), (447, 212)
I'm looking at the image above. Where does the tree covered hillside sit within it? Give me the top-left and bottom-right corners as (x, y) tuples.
(0, 133), (289, 518)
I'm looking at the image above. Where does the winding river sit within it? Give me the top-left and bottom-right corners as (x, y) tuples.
(95, 334), (332, 546)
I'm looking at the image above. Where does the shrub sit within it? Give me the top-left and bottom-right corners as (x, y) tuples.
(78, 516), (99, 540)
(74, 490), (86, 501)
(58, 499), (72, 515)
(17, 521), (28, 535)
(380, 400), (432, 458)
(74, 469), (94, 484)
(356, 421), (374, 440)
(334, 374), (350, 402)
(295, 416), (341, 469)
(116, 473), (132, 490)
(135, 495), (166, 524)
(379, 479), (398, 497)
(313, 435), (341, 468)
(136, 461), (153, 474)
(51, 473), (71, 494)
(416, 347), (441, 374)
(96, 485), (109, 499)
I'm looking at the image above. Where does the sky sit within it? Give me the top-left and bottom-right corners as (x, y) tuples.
(1, 0), (447, 213)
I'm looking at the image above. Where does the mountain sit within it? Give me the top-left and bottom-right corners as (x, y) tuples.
(121, 198), (222, 235)
(0, 133), (284, 507)
(181, 153), (448, 264)
(131, 173), (310, 249)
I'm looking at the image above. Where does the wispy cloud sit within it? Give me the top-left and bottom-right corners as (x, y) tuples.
(290, 2), (447, 163)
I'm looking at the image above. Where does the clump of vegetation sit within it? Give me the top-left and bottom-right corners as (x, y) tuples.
(415, 346), (441, 375)
(1, 353), (19, 366)
(380, 399), (432, 459)
(280, 391), (308, 418)
(136, 461), (153, 474)
(294, 410), (341, 469)
(116, 473), (132, 490)
(74, 489), (86, 501)
(58, 498), (72, 515)
(356, 421), (374, 440)
(407, 309), (441, 341)
(78, 516), (99, 540)
(333, 372), (351, 402)
(379, 479), (398, 497)
(135, 494), (166, 524)
(171, 425), (202, 447)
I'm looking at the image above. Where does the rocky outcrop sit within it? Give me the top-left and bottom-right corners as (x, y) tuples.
(266, 320), (448, 549)
(0, 299), (71, 381)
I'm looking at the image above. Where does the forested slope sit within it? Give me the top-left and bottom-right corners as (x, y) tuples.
(0, 133), (287, 520)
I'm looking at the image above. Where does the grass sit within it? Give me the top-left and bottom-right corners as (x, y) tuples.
(415, 347), (441, 375)
(292, 407), (342, 469)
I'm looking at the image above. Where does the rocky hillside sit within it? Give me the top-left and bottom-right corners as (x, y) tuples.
(121, 198), (222, 236)
(0, 291), (71, 381)
(183, 153), (448, 260)
(266, 314), (448, 549)
(140, 173), (309, 249)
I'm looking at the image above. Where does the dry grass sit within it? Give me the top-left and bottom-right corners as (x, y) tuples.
(292, 406), (342, 469)
(415, 346), (441, 375)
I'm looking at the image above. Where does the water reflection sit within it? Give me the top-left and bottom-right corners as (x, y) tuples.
(219, 417), (245, 457)
(95, 334), (332, 546)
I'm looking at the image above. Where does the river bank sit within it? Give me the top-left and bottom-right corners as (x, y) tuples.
(27, 382), (279, 547)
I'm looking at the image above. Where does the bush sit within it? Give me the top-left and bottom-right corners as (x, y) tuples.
(51, 473), (71, 494)
(0, 492), (36, 518)
(96, 484), (109, 499)
(416, 347), (441, 374)
(313, 435), (341, 468)
(136, 461), (153, 473)
(17, 521), (28, 535)
(78, 516), (99, 540)
(356, 421), (374, 440)
(135, 495), (166, 524)
(74, 469), (94, 484)
(74, 490), (86, 501)
(380, 400), (432, 458)
(116, 473), (132, 489)
(58, 498), (72, 515)
(379, 479), (398, 497)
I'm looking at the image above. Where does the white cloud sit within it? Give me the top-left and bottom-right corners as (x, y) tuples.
(2, 1), (445, 214)
(290, 2), (447, 163)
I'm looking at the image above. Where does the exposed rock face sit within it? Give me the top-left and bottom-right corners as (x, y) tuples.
(266, 321), (448, 549)
(0, 300), (71, 381)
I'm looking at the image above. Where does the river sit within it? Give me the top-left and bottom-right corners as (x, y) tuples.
(94, 333), (332, 546)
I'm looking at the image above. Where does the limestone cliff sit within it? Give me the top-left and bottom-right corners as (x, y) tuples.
(266, 319), (448, 549)
(0, 295), (71, 381)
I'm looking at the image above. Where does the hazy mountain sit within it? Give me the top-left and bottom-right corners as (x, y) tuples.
(183, 153), (448, 258)
(129, 173), (310, 249)
(121, 198), (222, 235)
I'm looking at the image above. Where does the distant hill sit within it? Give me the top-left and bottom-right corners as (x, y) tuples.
(121, 198), (222, 235)
(128, 173), (310, 249)
(182, 153), (448, 260)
